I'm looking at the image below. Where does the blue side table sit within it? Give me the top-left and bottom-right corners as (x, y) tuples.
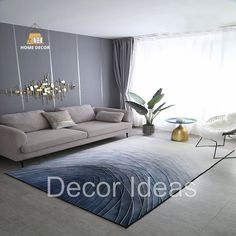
(166, 117), (197, 142)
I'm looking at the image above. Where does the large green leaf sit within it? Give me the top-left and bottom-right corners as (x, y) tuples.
(128, 92), (145, 105)
(125, 101), (148, 115)
(151, 104), (174, 123)
(152, 88), (162, 99)
(147, 93), (164, 109)
(159, 104), (175, 112)
(153, 102), (166, 115)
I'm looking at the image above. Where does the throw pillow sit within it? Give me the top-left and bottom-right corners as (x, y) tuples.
(42, 110), (75, 129)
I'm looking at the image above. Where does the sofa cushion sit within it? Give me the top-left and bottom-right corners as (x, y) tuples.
(69, 121), (132, 137)
(21, 129), (87, 153)
(42, 111), (75, 129)
(94, 107), (133, 123)
(0, 110), (49, 132)
(58, 105), (95, 123)
(96, 111), (124, 123)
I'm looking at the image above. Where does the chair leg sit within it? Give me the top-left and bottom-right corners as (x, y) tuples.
(195, 137), (234, 159)
(212, 140), (218, 159)
(195, 137), (203, 147)
(195, 136), (225, 148)
(213, 149), (235, 159)
(224, 150), (235, 159)
(211, 140), (236, 159)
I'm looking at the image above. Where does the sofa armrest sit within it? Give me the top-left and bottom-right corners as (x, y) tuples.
(94, 107), (133, 123)
(0, 125), (27, 159)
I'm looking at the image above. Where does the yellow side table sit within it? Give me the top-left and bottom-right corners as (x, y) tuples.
(166, 118), (197, 142)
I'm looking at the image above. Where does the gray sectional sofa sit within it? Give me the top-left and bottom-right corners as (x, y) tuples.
(0, 105), (133, 165)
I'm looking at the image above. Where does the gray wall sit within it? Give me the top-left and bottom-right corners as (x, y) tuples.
(0, 22), (119, 114)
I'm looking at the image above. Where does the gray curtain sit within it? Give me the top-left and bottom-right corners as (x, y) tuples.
(113, 38), (134, 109)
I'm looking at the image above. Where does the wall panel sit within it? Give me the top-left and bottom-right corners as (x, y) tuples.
(77, 35), (103, 107)
(50, 31), (80, 108)
(15, 25), (54, 111)
(0, 24), (23, 114)
(0, 22), (119, 114)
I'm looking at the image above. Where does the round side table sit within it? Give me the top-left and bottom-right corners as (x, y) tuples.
(166, 118), (197, 142)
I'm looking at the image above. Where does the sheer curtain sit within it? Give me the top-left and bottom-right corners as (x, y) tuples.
(130, 30), (236, 134)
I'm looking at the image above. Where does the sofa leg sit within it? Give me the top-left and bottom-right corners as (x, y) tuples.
(20, 161), (24, 168)
(126, 133), (129, 138)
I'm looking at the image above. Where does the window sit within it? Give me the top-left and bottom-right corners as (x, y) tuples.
(131, 30), (236, 133)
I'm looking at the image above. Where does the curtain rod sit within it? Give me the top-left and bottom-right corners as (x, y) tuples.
(135, 27), (236, 40)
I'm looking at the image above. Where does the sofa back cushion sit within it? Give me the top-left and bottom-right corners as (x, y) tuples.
(42, 111), (76, 129)
(96, 111), (124, 123)
(0, 110), (50, 132)
(58, 105), (95, 123)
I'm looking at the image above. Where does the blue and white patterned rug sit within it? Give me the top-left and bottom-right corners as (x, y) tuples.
(6, 136), (226, 228)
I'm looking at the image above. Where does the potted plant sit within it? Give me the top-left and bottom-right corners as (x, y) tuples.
(126, 88), (174, 135)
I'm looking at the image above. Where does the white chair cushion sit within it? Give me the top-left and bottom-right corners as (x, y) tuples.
(226, 112), (236, 125)
(200, 113), (236, 141)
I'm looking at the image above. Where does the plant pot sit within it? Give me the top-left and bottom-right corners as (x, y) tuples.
(142, 124), (155, 136)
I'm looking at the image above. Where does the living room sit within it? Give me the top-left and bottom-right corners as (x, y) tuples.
(0, 1), (236, 236)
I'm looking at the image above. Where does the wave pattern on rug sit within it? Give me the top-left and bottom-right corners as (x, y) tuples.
(6, 149), (193, 227)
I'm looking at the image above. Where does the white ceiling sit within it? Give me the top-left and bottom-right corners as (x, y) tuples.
(1, 0), (236, 38)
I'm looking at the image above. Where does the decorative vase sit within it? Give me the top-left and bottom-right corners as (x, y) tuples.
(143, 124), (155, 136)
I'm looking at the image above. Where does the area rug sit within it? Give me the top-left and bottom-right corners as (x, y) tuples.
(6, 135), (228, 228)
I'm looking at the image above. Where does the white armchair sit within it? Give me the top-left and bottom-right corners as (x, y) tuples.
(196, 113), (236, 159)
